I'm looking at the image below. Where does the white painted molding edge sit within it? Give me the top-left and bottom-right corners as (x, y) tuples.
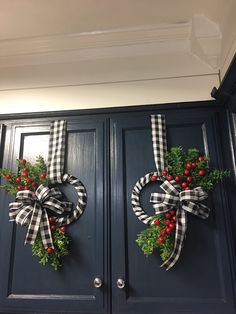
(0, 16), (222, 70)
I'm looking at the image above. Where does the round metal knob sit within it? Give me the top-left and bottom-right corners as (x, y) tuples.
(94, 277), (102, 288)
(117, 278), (125, 289)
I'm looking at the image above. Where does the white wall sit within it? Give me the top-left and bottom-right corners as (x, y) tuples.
(0, 74), (218, 114)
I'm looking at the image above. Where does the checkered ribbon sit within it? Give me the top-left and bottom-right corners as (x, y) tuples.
(150, 180), (210, 270)
(151, 115), (167, 176)
(47, 120), (66, 184)
(9, 185), (73, 249)
(55, 173), (87, 226)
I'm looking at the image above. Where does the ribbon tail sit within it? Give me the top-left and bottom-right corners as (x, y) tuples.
(161, 206), (187, 270)
(39, 210), (54, 250)
(25, 202), (42, 246)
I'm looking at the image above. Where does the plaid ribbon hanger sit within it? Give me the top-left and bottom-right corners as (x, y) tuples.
(9, 120), (87, 250)
(131, 114), (210, 270)
(131, 115), (167, 225)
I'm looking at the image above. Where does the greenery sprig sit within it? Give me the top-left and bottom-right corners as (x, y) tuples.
(136, 147), (230, 262)
(32, 223), (70, 270)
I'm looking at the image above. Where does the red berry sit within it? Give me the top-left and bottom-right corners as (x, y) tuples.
(172, 216), (176, 221)
(5, 174), (11, 180)
(39, 173), (46, 179)
(158, 236), (165, 244)
(169, 223), (176, 229)
(22, 168), (28, 172)
(49, 217), (56, 223)
(198, 170), (205, 176)
(20, 159), (27, 165)
(154, 218), (160, 225)
(22, 172), (28, 178)
(15, 177), (21, 183)
(26, 178), (32, 184)
(160, 229), (166, 236)
(184, 169), (190, 175)
(170, 210), (175, 216)
(60, 226), (66, 232)
(166, 227), (172, 234)
(24, 186), (29, 190)
(165, 219), (171, 226)
(198, 156), (204, 161)
(186, 176), (192, 182)
(50, 225), (56, 231)
(167, 175), (173, 181)
(165, 213), (171, 219)
(181, 182), (187, 188)
(191, 162), (196, 168)
(186, 163), (192, 169)
(17, 185), (22, 191)
(151, 175), (157, 181)
(162, 170), (168, 176)
(31, 181), (36, 187)
(175, 176), (181, 181)
(47, 247), (53, 254)
(185, 186), (190, 190)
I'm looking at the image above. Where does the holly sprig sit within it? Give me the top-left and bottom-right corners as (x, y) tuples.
(32, 221), (70, 270)
(136, 147), (230, 262)
(136, 212), (175, 261)
(0, 156), (48, 195)
(163, 147), (230, 191)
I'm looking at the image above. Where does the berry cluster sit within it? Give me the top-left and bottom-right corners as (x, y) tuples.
(0, 156), (48, 195)
(161, 155), (206, 191)
(154, 210), (176, 245)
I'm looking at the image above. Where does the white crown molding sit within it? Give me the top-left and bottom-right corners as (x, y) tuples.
(0, 15), (221, 90)
(0, 23), (192, 67)
(0, 16), (221, 70)
(0, 23), (191, 55)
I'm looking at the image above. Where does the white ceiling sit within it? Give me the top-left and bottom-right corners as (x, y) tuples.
(0, 0), (224, 40)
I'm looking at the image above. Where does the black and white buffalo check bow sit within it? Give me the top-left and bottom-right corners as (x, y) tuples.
(9, 185), (73, 249)
(150, 180), (210, 270)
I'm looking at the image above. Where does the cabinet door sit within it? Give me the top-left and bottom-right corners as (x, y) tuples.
(110, 108), (234, 314)
(0, 117), (109, 314)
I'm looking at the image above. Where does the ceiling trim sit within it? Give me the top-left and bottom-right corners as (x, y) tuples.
(0, 23), (193, 67)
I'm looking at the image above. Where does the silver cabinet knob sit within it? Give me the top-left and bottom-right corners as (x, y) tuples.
(117, 278), (125, 289)
(94, 277), (103, 288)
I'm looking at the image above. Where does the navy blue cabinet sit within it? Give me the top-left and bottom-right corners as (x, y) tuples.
(0, 103), (235, 314)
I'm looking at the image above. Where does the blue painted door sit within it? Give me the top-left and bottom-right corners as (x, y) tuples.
(0, 116), (109, 313)
(110, 108), (235, 314)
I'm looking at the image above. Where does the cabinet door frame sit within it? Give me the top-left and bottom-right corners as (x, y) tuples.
(110, 108), (235, 314)
(0, 116), (110, 314)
